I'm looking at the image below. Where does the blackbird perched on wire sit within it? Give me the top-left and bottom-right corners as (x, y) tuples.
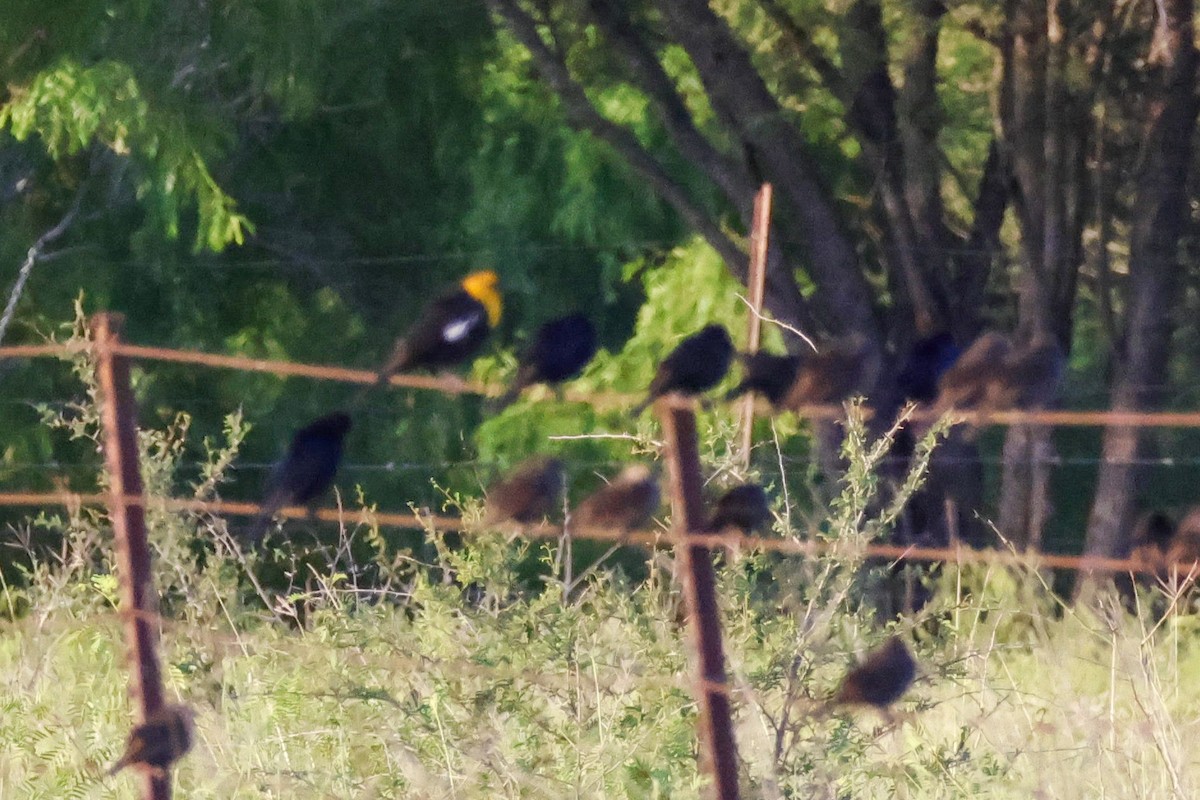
(571, 464), (661, 533)
(725, 352), (802, 408)
(832, 636), (917, 710)
(634, 324), (734, 414)
(373, 270), (502, 387)
(706, 483), (772, 533)
(483, 457), (566, 525)
(108, 704), (195, 776)
(247, 411), (352, 546)
(495, 313), (597, 408)
(896, 331), (961, 404)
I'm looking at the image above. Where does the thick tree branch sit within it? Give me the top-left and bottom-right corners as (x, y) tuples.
(755, 0), (844, 95)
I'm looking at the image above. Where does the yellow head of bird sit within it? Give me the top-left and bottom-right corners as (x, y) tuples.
(461, 270), (502, 328)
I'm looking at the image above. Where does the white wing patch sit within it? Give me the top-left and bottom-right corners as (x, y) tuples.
(442, 309), (483, 343)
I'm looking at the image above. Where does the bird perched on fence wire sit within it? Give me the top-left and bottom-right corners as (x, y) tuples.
(933, 330), (1012, 411)
(247, 411), (352, 546)
(896, 331), (961, 404)
(107, 704), (195, 777)
(1166, 506), (1200, 583)
(831, 636), (917, 712)
(372, 269), (502, 388)
(483, 456), (566, 526)
(725, 351), (802, 409)
(571, 464), (661, 535)
(1127, 509), (1176, 583)
(783, 333), (881, 408)
(634, 324), (734, 414)
(495, 313), (597, 409)
(984, 331), (1064, 412)
(706, 483), (772, 534)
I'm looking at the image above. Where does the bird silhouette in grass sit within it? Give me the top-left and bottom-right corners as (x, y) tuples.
(495, 314), (597, 409)
(247, 411), (352, 546)
(571, 465), (661, 535)
(483, 457), (566, 526)
(368, 270), (502, 396)
(634, 324), (735, 414)
(108, 704), (195, 777)
(706, 483), (771, 534)
(830, 636), (917, 715)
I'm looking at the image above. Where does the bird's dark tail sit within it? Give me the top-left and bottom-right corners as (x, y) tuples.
(631, 395), (656, 416)
(724, 382), (751, 402)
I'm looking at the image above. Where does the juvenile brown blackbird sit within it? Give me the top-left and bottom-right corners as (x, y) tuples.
(634, 324), (734, 414)
(933, 331), (1013, 410)
(375, 270), (502, 384)
(108, 704), (195, 776)
(897, 331), (961, 404)
(571, 464), (661, 533)
(1128, 510), (1176, 575)
(783, 333), (880, 408)
(1167, 506), (1200, 573)
(483, 457), (566, 525)
(725, 351), (802, 408)
(248, 411), (352, 546)
(706, 483), (771, 533)
(496, 314), (598, 408)
(985, 332), (1064, 411)
(832, 636), (917, 709)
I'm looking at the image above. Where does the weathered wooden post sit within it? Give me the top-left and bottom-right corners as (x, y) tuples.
(93, 313), (172, 800)
(737, 184), (772, 469)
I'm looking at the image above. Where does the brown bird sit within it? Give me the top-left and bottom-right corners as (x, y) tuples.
(108, 704), (195, 776)
(783, 333), (880, 408)
(1167, 506), (1200, 575)
(483, 457), (566, 525)
(832, 636), (917, 710)
(706, 483), (771, 533)
(934, 331), (1012, 410)
(571, 464), (661, 533)
(984, 331), (1064, 411)
(1128, 510), (1175, 570)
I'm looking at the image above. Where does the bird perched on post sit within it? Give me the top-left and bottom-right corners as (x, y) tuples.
(706, 483), (771, 533)
(374, 269), (502, 386)
(725, 351), (802, 408)
(495, 313), (597, 408)
(831, 636), (917, 711)
(483, 457), (566, 525)
(107, 704), (195, 776)
(571, 464), (661, 534)
(247, 411), (352, 546)
(634, 324), (734, 414)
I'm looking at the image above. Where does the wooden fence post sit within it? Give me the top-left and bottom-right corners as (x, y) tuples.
(93, 313), (171, 800)
(660, 403), (742, 800)
(737, 184), (772, 469)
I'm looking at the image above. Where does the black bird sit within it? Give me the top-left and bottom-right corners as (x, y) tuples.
(108, 704), (195, 776)
(375, 270), (502, 385)
(248, 412), (353, 546)
(897, 331), (961, 404)
(634, 324), (734, 414)
(706, 484), (772, 533)
(496, 314), (598, 408)
(1129, 510), (1176, 576)
(483, 457), (566, 525)
(571, 465), (661, 533)
(832, 636), (917, 710)
(725, 351), (802, 408)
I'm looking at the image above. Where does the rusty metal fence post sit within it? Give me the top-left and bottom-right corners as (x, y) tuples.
(660, 403), (741, 800)
(93, 313), (171, 800)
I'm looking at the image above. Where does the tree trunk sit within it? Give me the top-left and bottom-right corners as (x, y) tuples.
(1082, 0), (1199, 568)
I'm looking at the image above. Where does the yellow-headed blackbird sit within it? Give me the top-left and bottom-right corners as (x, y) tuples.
(784, 333), (880, 408)
(896, 331), (961, 404)
(725, 352), (801, 408)
(484, 457), (566, 525)
(832, 636), (916, 709)
(933, 331), (1012, 410)
(108, 704), (195, 776)
(634, 324), (734, 413)
(497, 314), (597, 407)
(376, 270), (502, 384)
(248, 411), (352, 546)
(706, 483), (771, 533)
(571, 464), (661, 533)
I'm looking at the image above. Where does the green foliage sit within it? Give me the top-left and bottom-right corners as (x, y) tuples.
(1, 59), (251, 252)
